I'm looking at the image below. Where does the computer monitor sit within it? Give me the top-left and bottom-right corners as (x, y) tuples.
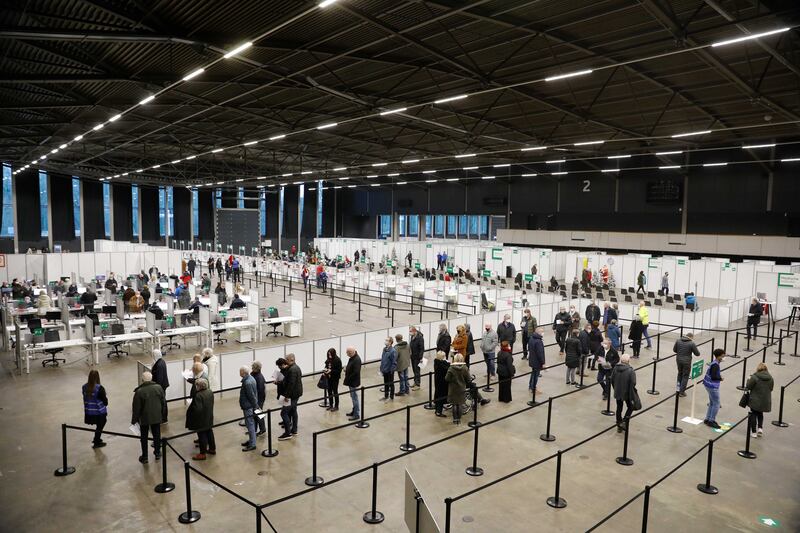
(757, 292), (767, 301)
(101, 305), (117, 315)
(45, 311), (61, 321)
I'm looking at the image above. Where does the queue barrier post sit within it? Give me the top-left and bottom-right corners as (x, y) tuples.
(400, 405), (416, 451)
(465, 425), (484, 477)
(482, 357), (494, 393)
(282, 285), (286, 303)
(601, 383), (615, 416)
(641, 485), (651, 533)
(666, 392), (683, 433)
(743, 332), (752, 352)
(731, 332), (740, 358)
(391, 308), (395, 328)
(737, 413), (757, 459)
(736, 357), (748, 391)
(424, 372), (435, 410)
(304, 433), (325, 486)
(615, 418), (634, 466)
(53, 423), (76, 477)
(546, 450), (567, 508)
(647, 354), (660, 396)
(330, 287), (335, 315)
(468, 395), (481, 429)
(261, 409), (279, 457)
(154, 438), (175, 493)
(356, 386), (370, 428)
(444, 498), (452, 533)
(362, 463), (385, 524)
(578, 355), (586, 389)
(761, 346), (767, 364)
(540, 397), (556, 442)
(771, 386), (789, 428)
(774, 333), (786, 365)
(792, 330), (799, 357)
(177, 461), (201, 524)
(356, 292), (363, 323)
(697, 439), (719, 495)
(256, 507), (262, 533)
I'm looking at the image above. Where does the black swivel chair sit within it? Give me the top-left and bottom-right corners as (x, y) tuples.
(666, 296), (674, 303)
(647, 291), (655, 298)
(42, 329), (65, 367)
(212, 318), (228, 345)
(620, 288), (627, 295)
(265, 307), (284, 337)
(162, 318), (181, 352)
(610, 297), (618, 302)
(675, 304), (685, 311)
(525, 283), (532, 290)
(624, 295), (633, 303)
(654, 299), (663, 306)
(107, 323), (129, 358)
(490, 279), (496, 286)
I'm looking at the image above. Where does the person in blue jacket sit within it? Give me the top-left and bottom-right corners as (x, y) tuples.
(607, 319), (622, 351)
(703, 349), (725, 429)
(380, 337), (398, 401)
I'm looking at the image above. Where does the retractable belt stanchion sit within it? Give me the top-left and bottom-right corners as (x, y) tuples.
(540, 397), (556, 442)
(465, 425), (484, 477)
(546, 450), (567, 508)
(736, 357), (748, 391)
(482, 357), (494, 393)
(356, 386), (370, 429)
(601, 384), (614, 416)
(697, 440), (719, 495)
(261, 410), (279, 457)
(615, 418), (634, 466)
(400, 405), (416, 451)
(647, 354), (660, 395)
(357, 292), (363, 323)
(641, 485), (651, 533)
(666, 392), (683, 433)
(423, 373), (435, 410)
(177, 461), (201, 524)
(362, 463), (385, 524)
(731, 332), (740, 358)
(737, 413), (757, 459)
(771, 386), (789, 428)
(53, 423), (76, 476)
(154, 438), (175, 492)
(304, 433), (325, 486)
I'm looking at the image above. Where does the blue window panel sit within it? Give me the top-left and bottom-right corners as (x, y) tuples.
(158, 188), (165, 236)
(215, 189), (221, 209)
(298, 184), (305, 236)
(408, 215), (419, 237)
(316, 180), (323, 237)
(378, 215), (391, 238)
(131, 185), (139, 238)
(72, 178), (81, 237)
(39, 171), (49, 237)
(468, 215), (478, 238)
(446, 215), (457, 236)
(479, 216), (489, 236)
(103, 182), (111, 238)
(424, 215), (432, 237)
(260, 195), (266, 236)
(1, 164), (12, 237)
(238, 187), (244, 209)
(398, 214), (406, 236)
(434, 215), (444, 236)
(458, 215), (468, 236)
(167, 186), (174, 236)
(192, 190), (199, 237)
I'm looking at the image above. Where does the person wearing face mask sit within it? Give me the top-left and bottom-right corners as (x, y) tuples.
(498, 313), (517, 357)
(579, 323), (592, 377)
(519, 309), (536, 360)
(553, 306), (571, 356)
(585, 301), (601, 328)
(436, 324), (451, 356)
(380, 337), (398, 401)
(569, 305), (581, 332)
(596, 338), (620, 401)
(480, 323), (499, 377)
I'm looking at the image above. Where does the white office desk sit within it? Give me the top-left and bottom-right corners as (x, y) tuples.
(24, 338), (92, 374)
(93, 331), (153, 362)
(212, 320), (256, 344)
(260, 315), (302, 338)
(158, 325), (207, 349)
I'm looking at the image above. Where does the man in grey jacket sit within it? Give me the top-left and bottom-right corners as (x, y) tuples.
(480, 323), (499, 377)
(238, 366), (258, 451)
(673, 333), (700, 396)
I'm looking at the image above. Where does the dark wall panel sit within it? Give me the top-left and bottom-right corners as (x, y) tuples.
(49, 172), (75, 244)
(197, 190), (214, 240)
(83, 180), (105, 250)
(221, 190), (237, 208)
(173, 187), (191, 241)
(265, 190), (280, 242)
(140, 186), (160, 243)
(321, 188), (335, 237)
(393, 186), (427, 214)
(15, 169), (47, 251)
(113, 183), (132, 242)
(466, 181), (507, 214)
(283, 186), (299, 250)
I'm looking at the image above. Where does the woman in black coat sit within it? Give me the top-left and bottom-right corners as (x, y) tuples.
(325, 348), (343, 412)
(627, 317), (644, 358)
(186, 378), (215, 460)
(433, 351), (450, 417)
(436, 325), (451, 355)
(588, 321), (603, 370)
(496, 342), (515, 402)
(465, 324), (475, 366)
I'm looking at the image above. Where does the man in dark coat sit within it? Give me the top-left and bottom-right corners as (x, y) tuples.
(409, 326), (425, 390)
(343, 347), (362, 421)
(596, 339), (620, 401)
(186, 378), (215, 459)
(436, 324), (451, 355)
(131, 372), (167, 464)
(553, 306), (571, 355)
(526, 327), (546, 406)
(251, 361), (267, 435)
(611, 354), (637, 432)
(585, 301), (601, 327)
(497, 314), (516, 351)
(279, 353), (303, 439)
(673, 333), (700, 396)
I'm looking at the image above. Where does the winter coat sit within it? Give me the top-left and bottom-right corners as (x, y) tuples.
(252, 370), (266, 406)
(434, 358), (450, 401)
(497, 321), (516, 345)
(746, 370), (774, 412)
(579, 329), (591, 355)
(380, 346), (398, 374)
(203, 355), (219, 391)
(83, 384), (108, 425)
(451, 333), (468, 356)
(327, 355), (343, 381)
(480, 330), (499, 353)
(627, 320), (644, 342)
(607, 324), (621, 349)
(131, 381), (166, 426)
(185, 388), (214, 431)
(747, 303), (763, 325)
(673, 336), (700, 365)
(553, 312), (571, 332)
(585, 304), (601, 326)
(151, 358), (170, 391)
(564, 337), (582, 368)
(612, 363), (636, 402)
(527, 333), (546, 370)
(445, 362), (470, 405)
(638, 306), (650, 326)
(283, 364), (303, 400)
(409, 333), (425, 362)
(436, 331), (451, 355)
(588, 328), (604, 354)
(466, 332), (475, 357)
(395, 342), (411, 372)
(496, 351), (515, 380)
(520, 315), (537, 337)
(343, 354), (362, 388)
(239, 374), (258, 411)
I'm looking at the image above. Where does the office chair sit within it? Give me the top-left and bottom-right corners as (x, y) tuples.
(42, 329), (65, 367)
(490, 279), (496, 286)
(525, 283), (532, 290)
(514, 284), (520, 291)
(620, 288), (627, 295)
(610, 297), (617, 303)
(675, 304), (685, 311)
(480, 293), (495, 311)
(673, 294), (682, 301)
(647, 291), (655, 298)
(162, 319), (181, 352)
(686, 302), (695, 312)
(439, 274), (444, 281)
(608, 290), (615, 296)
(654, 299), (663, 306)
(265, 307), (284, 337)
(212, 321), (228, 345)
(666, 296), (674, 303)
(27, 318), (42, 335)
(637, 293), (645, 300)
(624, 295), (633, 303)
(644, 301), (652, 307)
(107, 323), (129, 358)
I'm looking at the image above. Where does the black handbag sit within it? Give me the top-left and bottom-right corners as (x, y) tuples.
(632, 387), (642, 411)
(739, 391), (750, 408)
(317, 374), (329, 389)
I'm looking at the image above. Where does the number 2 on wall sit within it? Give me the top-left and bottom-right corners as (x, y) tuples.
(582, 180), (591, 192)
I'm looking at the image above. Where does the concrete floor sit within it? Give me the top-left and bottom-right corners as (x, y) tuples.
(1, 291), (798, 533)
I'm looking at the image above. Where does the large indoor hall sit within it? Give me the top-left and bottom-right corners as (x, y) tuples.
(1, 1), (799, 532)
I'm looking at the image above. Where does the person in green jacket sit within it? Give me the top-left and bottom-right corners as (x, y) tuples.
(445, 354), (470, 425)
(186, 378), (215, 460)
(746, 362), (774, 438)
(131, 372), (167, 464)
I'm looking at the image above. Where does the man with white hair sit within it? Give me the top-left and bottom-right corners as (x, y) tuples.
(201, 347), (219, 391)
(239, 366), (258, 451)
(343, 347), (362, 421)
(131, 371), (166, 464)
(480, 323), (499, 377)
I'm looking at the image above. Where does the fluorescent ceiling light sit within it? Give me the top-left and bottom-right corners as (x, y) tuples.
(212, 148), (224, 153)
(659, 165), (680, 170)
(370, 183), (379, 187)
(574, 140), (604, 146)
(521, 146), (547, 151)
(545, 69), (592, 82)
(481, 176), (495, 180)
(235, 178), (244, 182)
(204, 182), (213, 186)
(301, 171), (312, 175)
(601, 169), (619, 173)
(493, 163), (510, 168)
(39, 155), (46, 160)
(446, 178), (458, 182)
(257, 176), (266, 180)
(319, 0), (338, 7)
(711, 28), (790, 48)
(186, 155), (196, 160)
(522, 173), (537, 177)
(59, 144), (66, 149)
(397, 181), (407, 185)
(551, 171), (568, 175)
(367, 175), (378, 178)
(109, 114), (121, 122)
(388, 173), (399, 176)
(423, 170), (436, 174)
(380, 107), (406, 115)
(455, 153), (475, 158)
(139, 95), (155, 105)
(73, 135), (83, 141)
(269, 134), (286, 141)
(402, 159), (419, 164)
(347, 185), (356, 188)
(93, 123), (104, 131)
(742, 143), (775, 149)
(333, 186), (342, 189)
(656, 150), (682, 155)
(171, 160), (180, 164)
(425, 179), (437, 183)
(546, 159), (565, 164)
(671, 130), (710, 138)
(183, 68), (204, 81)
(333, 167), (347, 171)
(216, 181), (224, 185)
(152, 165), (161, 169)
(372, 163), (387, 167)
(50, 149), (58, 154)
(781, 157), (800, 162)
(268, 184), (276, 188)
(30, 160), (37, 164)
(463, 166), (478, 170)
(282, 173), (292, 177)
(317, 122), (337, 130)
(136, 169), (143, 173)
(703, 162), (727, 167)
(434, 94), (468, 104)
(122, 172), (129, 176)
(244, 140), (258, 146)
(608, 154), (630, 159)
(339, 177), (350, 181)
(223, 42), (253, 59)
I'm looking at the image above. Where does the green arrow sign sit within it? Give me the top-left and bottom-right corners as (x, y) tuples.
(482, 269), (492, 277)
(166, 316), (174, 324)
(758, 516), (780, 528)
(414, 261), (420, 269)
(524, 274), (533, 282)
(219, 311), (227, 318)
(447, 267), (454, 274)
(691, 359), (704, 380)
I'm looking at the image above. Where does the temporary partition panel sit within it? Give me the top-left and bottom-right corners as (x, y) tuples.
(166, 360), (187, 401)
(291, 341), (315, 375)
(95, 253), (110, 276)
(340, 333), (366, 361)
(364, 330), (388, 363)
(219, 350), (256, 390)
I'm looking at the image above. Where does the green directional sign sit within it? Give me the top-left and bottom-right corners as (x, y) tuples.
(447, 267), (454, 274)
(337, 255), (342, 262)
(165, 316), (174, 325)
(414, 261), (420, 269)
(491, 248), (502, 260)
(219, 311), (227, 318)
(691, 359), (704, 380)
(677, 259), (687, 266)
(758, 516), (780, 528)
(100, 322), (109, 330)
(426, 244), (432, 248)
(33, 328), (44, 336)
(482, 269), (492, 277)
(524, 274), (533, 282)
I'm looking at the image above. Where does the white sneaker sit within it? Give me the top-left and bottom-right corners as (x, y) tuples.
(750, 432), (758, 438)
(757, 428), (763, 436)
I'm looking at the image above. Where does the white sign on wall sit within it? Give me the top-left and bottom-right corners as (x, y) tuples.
(777, 273), (800, 288)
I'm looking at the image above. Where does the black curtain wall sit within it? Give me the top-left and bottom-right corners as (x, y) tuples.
(82, 180), (105, 250)
(197, 190), (214, 241)
(49, 172), (75, 243)
(173, 187), (191, 242)
(140, 186), (160, 242)
(15, 168), (45, 250)
(113, 183), (132, 241)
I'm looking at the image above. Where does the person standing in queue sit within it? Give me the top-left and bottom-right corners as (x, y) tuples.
(131, 371), (166, 464)
(343, 347), (362, 421)
(703, 349), (725, 429)
(380, 337), (397, 401)
(445, 353), (470, 424)
(480, 323), (499, 378)
(496, 341), (515, 403)
(526, 327), (546, 405)
(611, 354), (638, 433)
(186, 378), (215, 460)
(82, 370), (108, 449)
(395, 334), (411, 396)
(436, 324), (451, 356)
(553, 306), (571, 356)
(596, 338), (619, 401)
(433, 351), (449, 417)
(628, 316), (644, 359)
(409, 326), (424, 391)
(745, 362), (774, 438)
(564, 330), (582, 385)
(520, 309), (535, 360)
(746, 298), (763, 341)
(497, 314), (516, 356)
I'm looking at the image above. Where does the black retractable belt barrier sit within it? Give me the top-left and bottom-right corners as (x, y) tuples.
(666, 392), (683, 433)
(304, 433), (325, 486)
(697, 440), (719, 495)
(540, 397), (556, 442)
(737, 412), (757, 459)
(465, 425), (484, 477)
(400, 405), (416, 452)
(362, 463), (385, 524)
(616, 418), (634, 466)
(155, 438), (175, 492)
(261, 410), (279, 457)
(177, 461), (201, 524)
(53, 423), (76, 477)
(736, 357), (748, 391)
(356, 386), (370, 429)
(771, 386), (789, 428)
